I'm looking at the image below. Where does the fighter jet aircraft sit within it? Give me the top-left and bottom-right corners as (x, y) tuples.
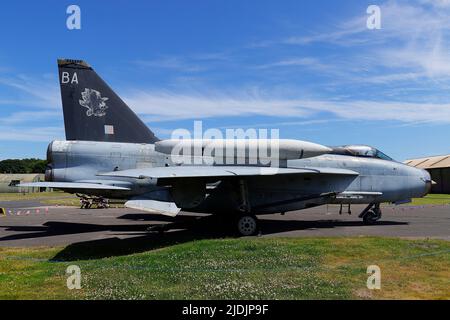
(19, 59), (433, 236)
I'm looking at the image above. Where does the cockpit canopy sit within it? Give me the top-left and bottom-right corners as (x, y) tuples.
(330, 145), (394, 161)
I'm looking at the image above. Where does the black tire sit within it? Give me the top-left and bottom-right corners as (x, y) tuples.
(363, 210), (382, 225)
(236, 215), (259, 236)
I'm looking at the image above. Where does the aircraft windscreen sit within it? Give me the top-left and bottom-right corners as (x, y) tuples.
(330, 145), (394, 161)
(374, 149), (393, 161)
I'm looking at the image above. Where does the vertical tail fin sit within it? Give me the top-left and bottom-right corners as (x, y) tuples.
(58, 59), (159, 144)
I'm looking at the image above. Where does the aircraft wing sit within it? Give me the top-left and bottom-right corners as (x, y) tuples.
(17, 182), (131, 191)
(98, 166), (359, 179)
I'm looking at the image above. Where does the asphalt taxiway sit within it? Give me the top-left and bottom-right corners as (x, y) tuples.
(0, 200), (448, 248)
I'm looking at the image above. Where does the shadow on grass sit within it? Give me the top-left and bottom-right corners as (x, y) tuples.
(51, 215), (233, 261)
(0, 213), (408, 261)
(52, 218), (407, 262)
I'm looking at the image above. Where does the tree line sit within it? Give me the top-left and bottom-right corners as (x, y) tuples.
(0, 159), (47, 174)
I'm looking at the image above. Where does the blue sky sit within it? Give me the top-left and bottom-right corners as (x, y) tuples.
(0, 0), (449, 161)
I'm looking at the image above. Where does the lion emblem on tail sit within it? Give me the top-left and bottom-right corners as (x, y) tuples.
(79, 88), (109, 117)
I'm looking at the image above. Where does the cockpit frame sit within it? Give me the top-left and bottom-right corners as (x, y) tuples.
(330, 145), (394, 161)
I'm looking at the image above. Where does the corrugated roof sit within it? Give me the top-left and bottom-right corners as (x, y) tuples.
(404, 154), (450, 169)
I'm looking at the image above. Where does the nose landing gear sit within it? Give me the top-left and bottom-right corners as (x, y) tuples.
(359, 203), (382, 225)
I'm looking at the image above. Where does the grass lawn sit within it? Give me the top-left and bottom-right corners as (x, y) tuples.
(0, 237), (448, 300)
(40, 198), (82, 207)
(409, 194), (450, 206)
(0, 191), (76, 201)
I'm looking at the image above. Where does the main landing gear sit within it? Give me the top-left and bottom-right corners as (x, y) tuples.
(359, 203), (382, 225)
(234, 179), (260, 236)
(236, 214), (260, 236)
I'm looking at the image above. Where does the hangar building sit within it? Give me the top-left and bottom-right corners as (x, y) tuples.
(0, 174), (46, 193)
(405, 155), (450, 194)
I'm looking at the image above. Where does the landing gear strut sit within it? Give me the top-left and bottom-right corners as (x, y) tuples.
(234, 179), (259, 236)
(359, 203), (382, 225)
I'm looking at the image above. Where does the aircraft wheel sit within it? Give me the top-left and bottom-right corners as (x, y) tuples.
(236, 215), (259, 236)
(363, 209), (382, 225)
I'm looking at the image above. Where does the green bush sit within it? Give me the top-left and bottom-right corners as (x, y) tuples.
(0, 158), (47, 174)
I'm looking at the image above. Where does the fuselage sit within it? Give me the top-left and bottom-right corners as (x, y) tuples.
(45, 140), (431, 215)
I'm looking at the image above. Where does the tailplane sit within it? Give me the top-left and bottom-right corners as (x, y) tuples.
(58, 59), (159, 143)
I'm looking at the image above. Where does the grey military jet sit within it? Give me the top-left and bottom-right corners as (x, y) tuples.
(20, 59), (432, 236)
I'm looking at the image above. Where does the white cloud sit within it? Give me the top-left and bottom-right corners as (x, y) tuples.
(0, 75), (60, 109)
(302, 99), (450, 123)
(376, 36), (450, 78)
(123, 89), (450, 123)
(359, 72), (424, 84)
(279, 1), (450, 82)
(134, 57), (205, 72)
(0, 126), (63, 142)
(254, 57), (331, 71)
(0, 77), (62, 141)
(284, 1), (450, 46)
(0, 111), (60, 125)
(124, 90), (314, 121)
(419, 0), (450, 8)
